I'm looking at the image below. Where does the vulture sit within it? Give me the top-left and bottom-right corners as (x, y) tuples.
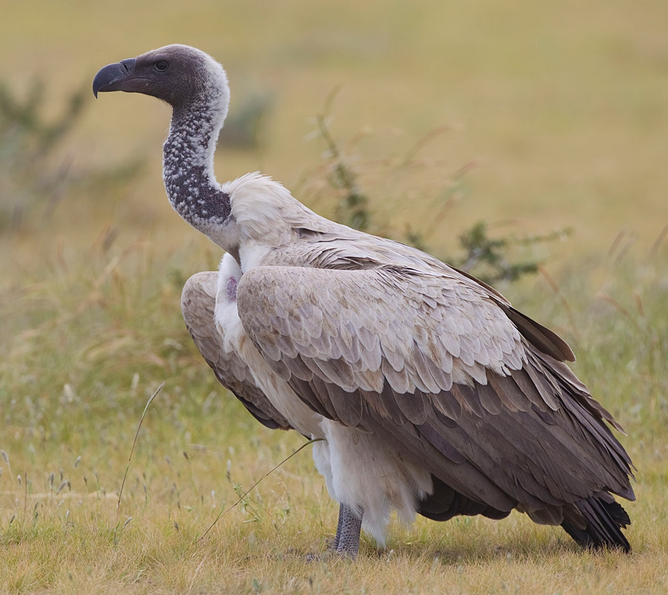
(93, 45), (634, 557)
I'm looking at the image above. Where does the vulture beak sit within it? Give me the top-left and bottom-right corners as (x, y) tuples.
(92, 58), (137, 98)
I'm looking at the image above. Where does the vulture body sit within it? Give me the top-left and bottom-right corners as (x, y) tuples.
(94, 45), (634, 556)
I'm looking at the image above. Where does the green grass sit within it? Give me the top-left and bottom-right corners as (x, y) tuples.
(1, 0), (668, 592)
(1, 244), (667, 592)
(2, 0), (668, 256)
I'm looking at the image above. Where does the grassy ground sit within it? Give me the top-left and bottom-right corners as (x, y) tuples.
(1, 0), (668, 593)
(1, 241), (667, 593)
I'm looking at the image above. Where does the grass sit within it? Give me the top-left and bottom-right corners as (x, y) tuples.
(2, 0), (668, 592)
(1, 208), (667, 595)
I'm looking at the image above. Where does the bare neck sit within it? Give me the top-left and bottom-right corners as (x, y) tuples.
(162, 97), (231, 239)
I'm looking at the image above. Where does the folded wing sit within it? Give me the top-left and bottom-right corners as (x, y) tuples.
(237, 265), (634, 514)
(181, 272), (291, 431)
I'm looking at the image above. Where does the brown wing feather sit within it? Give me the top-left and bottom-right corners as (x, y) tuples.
(181, 272), (291, 431)
(449, 265), (575, 362)
(237, 265), (634, 512)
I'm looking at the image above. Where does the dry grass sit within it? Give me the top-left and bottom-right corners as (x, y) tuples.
(2, 0), (668, 592)
(2, 0), (668, 257)
(1, 212), (667, 594)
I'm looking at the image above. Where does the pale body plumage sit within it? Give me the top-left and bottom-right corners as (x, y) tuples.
(210, 242), (435, 544)
(183, 170), (631, 545)
(94, 44), (634, 555)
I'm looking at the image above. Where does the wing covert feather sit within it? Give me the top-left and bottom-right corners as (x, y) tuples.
(237, 265), (634, 509)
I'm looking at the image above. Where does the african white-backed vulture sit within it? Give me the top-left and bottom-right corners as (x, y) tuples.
(93, 45), (634, 557)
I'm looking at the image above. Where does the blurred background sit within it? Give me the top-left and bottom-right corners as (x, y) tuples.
(1, 1), (667, 591)
(2, 0), (667, 261)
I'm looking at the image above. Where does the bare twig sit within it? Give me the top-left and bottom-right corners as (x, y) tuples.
(607, 229), (626, 262)
(538, 265), (581, 342)
(634, 293), (645, 319)
(422, 160), (480, 240)
(321, 84), (343, 120)
(613, 234), (636, 267)
(650, 221), (668, 258)
(116, 383), (164, 524)
(597, 293), (645, 335)
(401, 124), (452, 166)
(194, 438), (323, 545)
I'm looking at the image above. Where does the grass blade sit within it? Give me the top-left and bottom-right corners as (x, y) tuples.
(194, 438), (322, 545)
(116, 382), (164, 524)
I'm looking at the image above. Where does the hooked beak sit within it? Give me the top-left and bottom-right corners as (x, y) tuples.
(92, 58), (137, 98)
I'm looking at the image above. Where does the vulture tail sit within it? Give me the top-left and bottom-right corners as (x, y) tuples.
(561, 495), (631, 553)
(417, 476), (511, 522)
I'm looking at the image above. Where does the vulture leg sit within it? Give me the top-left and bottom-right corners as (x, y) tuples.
(330, 504), (345, 551)
(333, 504), (363, 557)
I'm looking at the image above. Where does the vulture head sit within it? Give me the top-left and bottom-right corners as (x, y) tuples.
(92, 44), (229, 110)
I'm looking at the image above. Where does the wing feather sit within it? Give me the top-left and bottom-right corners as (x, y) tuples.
(237, 265), (634, 510)
(181, 272), (291, 431)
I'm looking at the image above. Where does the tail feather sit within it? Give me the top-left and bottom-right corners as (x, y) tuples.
(561, 495), (631, 553)
(418, 475), (511, 522)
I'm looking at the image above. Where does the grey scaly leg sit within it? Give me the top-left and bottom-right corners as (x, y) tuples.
(334, 503), (363, 558)
(330, 503), (345, 551)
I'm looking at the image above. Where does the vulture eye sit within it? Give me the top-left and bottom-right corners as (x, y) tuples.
(154, 60), (169, 72)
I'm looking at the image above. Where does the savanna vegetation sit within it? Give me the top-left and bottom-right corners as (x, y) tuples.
(1, 0), (667, 593)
